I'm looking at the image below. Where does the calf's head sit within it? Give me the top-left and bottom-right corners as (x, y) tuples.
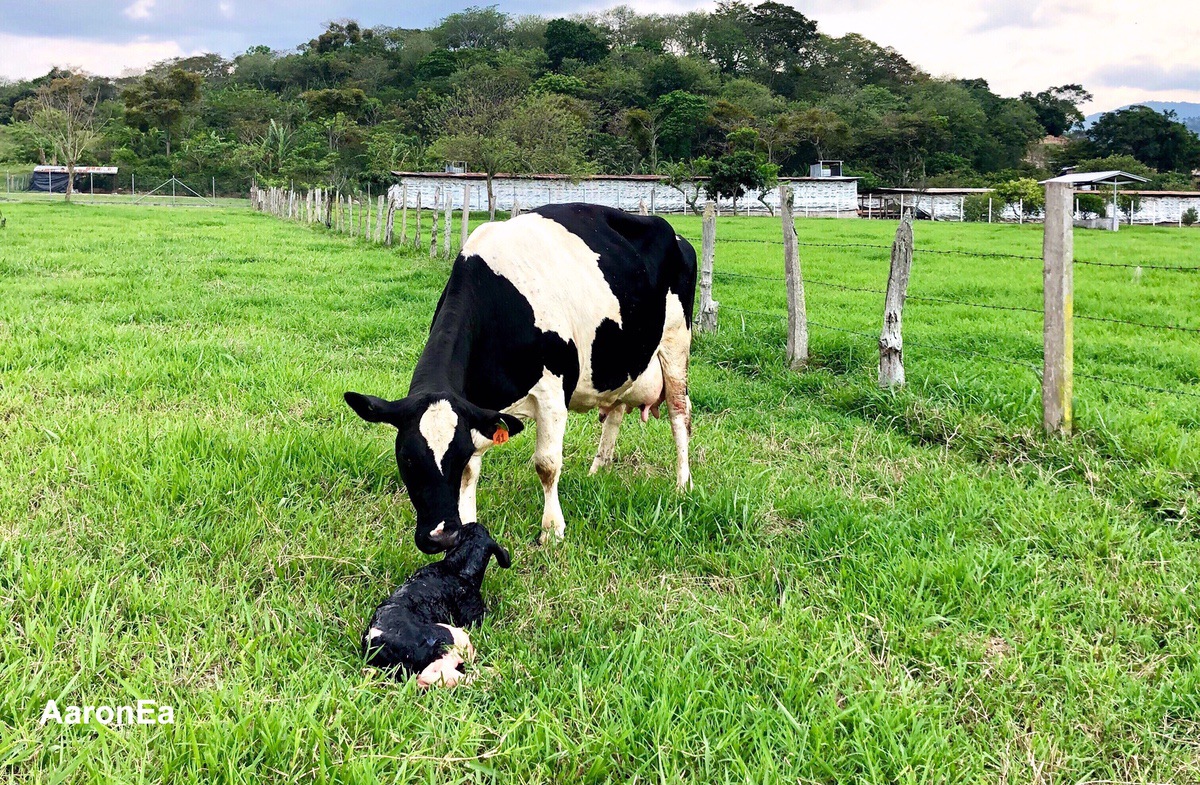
(344, 391), (522, 554)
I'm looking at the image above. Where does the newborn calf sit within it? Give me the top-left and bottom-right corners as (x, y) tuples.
(362, 522), (510, 688)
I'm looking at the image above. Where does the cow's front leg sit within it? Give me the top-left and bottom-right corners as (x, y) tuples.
(458, 453), (483, 523)
(589, 404), (626, 475)
(534, 400), (568, 544)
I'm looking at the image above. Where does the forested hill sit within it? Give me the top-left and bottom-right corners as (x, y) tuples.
(2, 2), (1198, 195)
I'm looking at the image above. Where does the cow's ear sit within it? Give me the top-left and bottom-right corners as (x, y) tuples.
(464, 404), (524, 445)
(344, 391), (414, 428)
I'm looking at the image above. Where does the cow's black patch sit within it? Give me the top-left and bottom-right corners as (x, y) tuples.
(530, 204), (696, 395)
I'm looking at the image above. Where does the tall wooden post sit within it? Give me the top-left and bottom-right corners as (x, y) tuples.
(697, 202), (718, 333)
(400, 184), (408, 245)
(638, 199), (647, 216)
(443, 192), (452, 257)
(461, 183), (470, 250)
(879, 212), (914, 387)
(414, 191), (421, 248)
(376, 195), (384, 242)
(384, 192), (396, 246)
(430, 189), (440, 258)
(1042, 180), (1074, 435)
(781, 185), (808, 369)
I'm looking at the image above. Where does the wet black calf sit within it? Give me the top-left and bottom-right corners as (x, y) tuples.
(361, 523), (511, 688)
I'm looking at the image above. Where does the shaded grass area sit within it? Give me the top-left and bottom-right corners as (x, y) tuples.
(1, 202), (1198, 783)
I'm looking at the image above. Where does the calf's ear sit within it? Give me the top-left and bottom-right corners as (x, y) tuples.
(344, 391), (411, 427)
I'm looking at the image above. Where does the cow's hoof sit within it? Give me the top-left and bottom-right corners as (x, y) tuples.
(536, 530), (564, 547)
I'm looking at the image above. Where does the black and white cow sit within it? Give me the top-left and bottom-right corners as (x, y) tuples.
(345, 203), (697, 554)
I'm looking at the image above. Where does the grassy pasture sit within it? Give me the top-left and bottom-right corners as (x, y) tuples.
(1, 201), (1198, 783)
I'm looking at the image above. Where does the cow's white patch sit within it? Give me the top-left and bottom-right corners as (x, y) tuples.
(469, 429), (494, 452)
(367, 627), (383, 641)
(418, 400), (458, 474)
(430, 522), (445, 537)
(465, 214), (622, 398)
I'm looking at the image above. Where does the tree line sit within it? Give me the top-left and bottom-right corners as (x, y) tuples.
(2, 2), (1198, 205)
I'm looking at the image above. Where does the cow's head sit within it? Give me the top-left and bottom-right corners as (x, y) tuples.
(344, 391), (523, 554)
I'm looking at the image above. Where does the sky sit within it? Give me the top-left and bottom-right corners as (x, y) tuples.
(2, 0), (1199, 114)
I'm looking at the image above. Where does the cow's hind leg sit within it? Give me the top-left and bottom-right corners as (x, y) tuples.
(589, 404), (626, 475)
(659, 297), (693, 490)
(533, 379), (569, 544)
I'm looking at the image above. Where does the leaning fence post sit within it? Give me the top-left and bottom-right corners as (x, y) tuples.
(781, 185), (808, 369)
(384, 191), (396, 245)
(400, 185), (409, 245)
(879, 211), (914, 387)
(1042, 179), (1074, 435)
(697, 201), (719, 333)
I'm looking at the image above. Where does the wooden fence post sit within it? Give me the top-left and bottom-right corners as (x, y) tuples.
(461, 183), (470, 249)
(697, 201), (718, 333)
(879, 211), (914, 387)
(443, 192), (452, 257)
(384, 191), (396, 246)
(414, 191), (421, 248)
(638, 199), (648, 216)
(512, 201), (522, 218)
(400, 185), (408, 245)
(1043, 180), (1074, 435)
(781, 185), (808, 369)
(430, 189), (440, 258)
(376, 195), (384, 242)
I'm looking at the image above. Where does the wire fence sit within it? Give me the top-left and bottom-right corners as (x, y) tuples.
(251, 184), (1200, 420)
(676, 218), (1200, 409)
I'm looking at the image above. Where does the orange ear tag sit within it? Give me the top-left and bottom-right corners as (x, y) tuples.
(492, 427), (509, 446)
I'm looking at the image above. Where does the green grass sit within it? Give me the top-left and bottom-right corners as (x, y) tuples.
(1, 202), (1198, 783)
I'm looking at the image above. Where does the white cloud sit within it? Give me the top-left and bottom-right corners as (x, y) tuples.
(0, 33), (189, 80)
(123, 0), (157, 21)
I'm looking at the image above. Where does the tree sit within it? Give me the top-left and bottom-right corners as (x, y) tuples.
(17, 74), (103, 202)
(660, 158), (712, 214)
(654, 90), (710, 160)
(544, 19), (609, 69)
(1020, 84), (1092, 137)
(429, 78), (524, 218)
(704, 127), (776, 212)
(789, 106), (849, 160)
(992, 178), (1044, 218)
(123, 68), (203, 156)
(1087, 105), (1200, 173)
(435, 6), (512, 50)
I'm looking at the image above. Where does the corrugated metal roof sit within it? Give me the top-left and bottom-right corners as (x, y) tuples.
(1042, 170), (1149, 186)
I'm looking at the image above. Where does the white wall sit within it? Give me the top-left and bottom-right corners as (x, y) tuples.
(388, 175), (858, 217)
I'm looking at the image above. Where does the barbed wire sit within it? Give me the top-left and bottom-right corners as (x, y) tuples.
(711, 271), (1200, 333)
(1072, 259), (1200, 272)
(716, 305), (1200, 401)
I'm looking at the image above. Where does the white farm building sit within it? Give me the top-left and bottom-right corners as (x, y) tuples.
(389, 171), (859, 217)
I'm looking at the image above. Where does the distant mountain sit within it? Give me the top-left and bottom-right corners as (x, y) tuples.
(1085, 102), (1200, 134)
